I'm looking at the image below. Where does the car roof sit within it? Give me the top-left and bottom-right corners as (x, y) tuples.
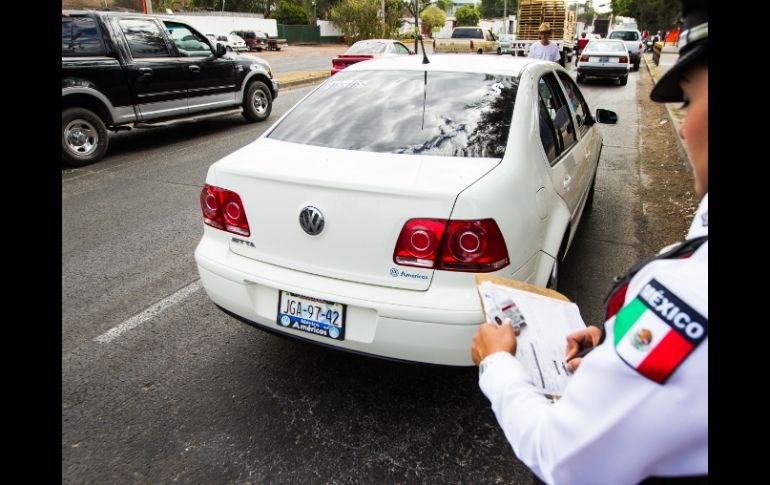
(344, 54), (542, 77)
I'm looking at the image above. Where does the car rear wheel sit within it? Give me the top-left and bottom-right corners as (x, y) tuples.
(477, 49), (483, 55)
(633, 59), (640, 71)
(619, 75), (628, 86)
(242, 80), (272, 122)
(62, 107), (109, 167)
(576, 73), (585, 83)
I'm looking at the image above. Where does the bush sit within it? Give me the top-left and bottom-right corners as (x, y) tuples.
(455, 5), (480, 27)
(420, 5), (446, 37)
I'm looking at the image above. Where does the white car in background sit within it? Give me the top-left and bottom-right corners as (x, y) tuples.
(608, 29), (644, 70)
(194, 55), (618, 365)
(209, 33), (248, 53)
(576, 39), (632, 85)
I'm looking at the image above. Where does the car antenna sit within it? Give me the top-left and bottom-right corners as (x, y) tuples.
(418, 34), (430, 64)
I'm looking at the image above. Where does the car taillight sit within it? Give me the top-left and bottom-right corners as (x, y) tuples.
(580, 55), (589, 62)
(200, 184), (250, 236)
(393, 218), (446, 268)
(639, 42), (643, 49)
(619, 56), (628, 63)
(438, 219), (509, 272)
(393, 218), (509, 272)
(470, 40), (474, 49)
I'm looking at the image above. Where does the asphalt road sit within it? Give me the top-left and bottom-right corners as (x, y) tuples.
(62, 60), (645, 484)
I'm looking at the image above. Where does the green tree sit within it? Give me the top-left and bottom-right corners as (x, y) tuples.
(420, 5), (446, 36)
(434, 0), (451, 12)
(331, 0), (405, 44)
(479, 0), (516, 19)
(455, 5), (480, 26)
(274, 0), (310, 24)
(611, 0), (682, 32)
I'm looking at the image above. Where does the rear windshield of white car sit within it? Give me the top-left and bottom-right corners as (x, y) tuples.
(609, 31), (640, 41)
(584, 41), (626, 52)
(347, 42), (387, 54)
(268, 70), (519, 158)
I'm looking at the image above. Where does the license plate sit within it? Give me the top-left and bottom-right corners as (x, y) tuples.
(600, 56), (609, 62)
(277, 290), (346, 340)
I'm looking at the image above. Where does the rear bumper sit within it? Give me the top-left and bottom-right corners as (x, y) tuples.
(195, 248), (482, 366)
(578, 66), (629, 77)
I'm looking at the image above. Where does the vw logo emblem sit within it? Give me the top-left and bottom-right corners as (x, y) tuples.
(299, 206), (325, 236)
(390, 268), (399, 277)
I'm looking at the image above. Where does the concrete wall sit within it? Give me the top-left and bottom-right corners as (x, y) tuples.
(164, 14), (278, 37)
(317, 20), (343, 37)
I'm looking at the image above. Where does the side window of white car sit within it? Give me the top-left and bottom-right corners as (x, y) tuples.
(538, 75), (577, 157)
(557, 72), (591, 136)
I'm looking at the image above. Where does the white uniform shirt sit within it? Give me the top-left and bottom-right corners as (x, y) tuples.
(479, 195), (708, 484)
(529, 41), (561, 62)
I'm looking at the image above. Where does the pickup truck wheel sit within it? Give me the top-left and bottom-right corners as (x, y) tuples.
(477, 49), (483, 55)
(62, 107), (108, 167)
(242, 81), (272, 122)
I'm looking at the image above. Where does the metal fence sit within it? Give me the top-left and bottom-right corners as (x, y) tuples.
(277, 25), (321, 43)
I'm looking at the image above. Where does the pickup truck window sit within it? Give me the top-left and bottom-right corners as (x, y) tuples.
(163, 21), (212, 57)
(452, 29), (483, 39)
(118, 19), (171, 58)
(61, 17), (105, 57)
(268, 70), (519, 159)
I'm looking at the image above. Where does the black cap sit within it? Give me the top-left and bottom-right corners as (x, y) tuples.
(650, 0), (708, 102)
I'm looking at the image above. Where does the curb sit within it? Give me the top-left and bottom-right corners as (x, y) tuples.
(642, 54), (692, 173)
(277, 72), (330, 90)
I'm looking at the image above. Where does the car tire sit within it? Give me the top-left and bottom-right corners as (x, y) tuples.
(576, 73), (585, 83)
(477, 49), (483, 55)
(620, 75), (628, 86)
(62, 107), (109, 167)
(242, 80), (272, 122)
(497, 47), (502, 55)
(633, 59), (640, 71)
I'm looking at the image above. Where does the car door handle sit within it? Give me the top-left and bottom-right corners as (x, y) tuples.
(563, 175), (572, 190)
(188, 65), (200, 73)
(138, 67), (153, 76)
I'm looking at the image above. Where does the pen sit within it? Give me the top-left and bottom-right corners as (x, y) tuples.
(566, 346), (594, 362)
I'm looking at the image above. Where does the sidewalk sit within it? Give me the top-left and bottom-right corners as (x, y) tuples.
(642, 52), (691, 168)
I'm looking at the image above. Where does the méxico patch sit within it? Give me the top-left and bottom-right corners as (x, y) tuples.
(613, 278), (707, 384)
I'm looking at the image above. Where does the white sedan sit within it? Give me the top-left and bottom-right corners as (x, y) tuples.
(576, 39), (632, 85)
(194, 55), (617, 365)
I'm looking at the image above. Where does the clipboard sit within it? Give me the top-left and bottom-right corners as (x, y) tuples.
(475, 274), (571, 317)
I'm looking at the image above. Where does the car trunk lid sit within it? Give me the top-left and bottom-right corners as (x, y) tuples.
(211, 138), (500, 290)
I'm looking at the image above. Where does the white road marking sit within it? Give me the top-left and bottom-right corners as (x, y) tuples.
(94, 280), (203, 344)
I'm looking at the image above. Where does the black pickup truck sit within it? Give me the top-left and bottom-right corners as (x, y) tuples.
(62, 10), (279, 167)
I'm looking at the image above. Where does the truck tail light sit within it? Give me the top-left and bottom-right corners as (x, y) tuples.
(200, 184), (250, 236)
(470, 40), (474, 49)
(393, 218), (509, 272)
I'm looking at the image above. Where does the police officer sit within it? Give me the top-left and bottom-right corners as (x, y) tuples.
(470, 1), (708, 483)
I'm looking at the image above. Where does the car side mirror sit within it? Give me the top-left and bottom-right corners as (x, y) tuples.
(215, 43), (226, 57)
(596, 109), (618, 124)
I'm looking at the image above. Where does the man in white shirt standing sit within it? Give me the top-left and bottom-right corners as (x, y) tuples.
(471, 0), (708, 483)
(528, 23), (561, 63)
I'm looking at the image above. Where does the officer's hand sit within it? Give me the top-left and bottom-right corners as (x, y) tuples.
(471, 320), (519, 366)
(565, 326), (602, 372)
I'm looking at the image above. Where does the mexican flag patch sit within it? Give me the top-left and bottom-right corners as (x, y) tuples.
(614, 278), (708, 384)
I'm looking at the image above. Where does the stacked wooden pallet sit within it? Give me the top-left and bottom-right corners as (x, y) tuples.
(517, 0), (575, 42)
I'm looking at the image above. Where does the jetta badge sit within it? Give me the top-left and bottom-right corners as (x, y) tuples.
(299, 206), (325, 236)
